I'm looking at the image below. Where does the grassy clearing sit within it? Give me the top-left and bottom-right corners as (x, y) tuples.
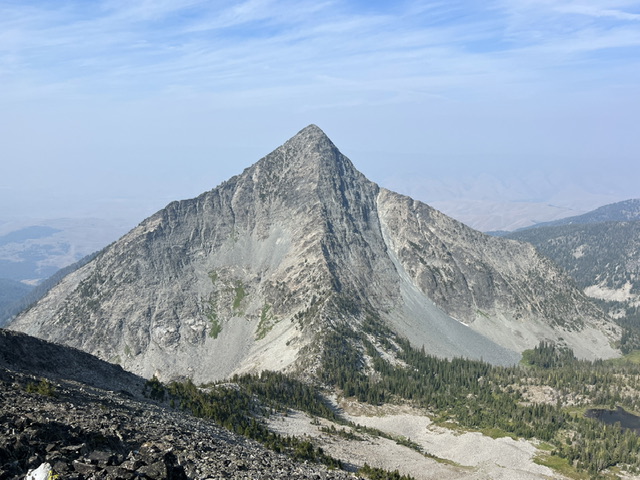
(256, 304), (274, 340)
(533, 453), (589, 480)
(536, 441), (554, 452)
(607, 350), (640, 366)
(233, 283), (247, 311)
(432, 420), (516, 441)
(477, 426), (518, 440)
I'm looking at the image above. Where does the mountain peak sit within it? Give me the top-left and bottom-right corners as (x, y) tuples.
(280, 124), (337, 158)
(10, 126), (621, 382)
(296, 124), (327, 138)
(249, 124), (358, 187)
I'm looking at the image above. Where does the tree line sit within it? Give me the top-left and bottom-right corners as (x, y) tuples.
(320, 316), (640, 476)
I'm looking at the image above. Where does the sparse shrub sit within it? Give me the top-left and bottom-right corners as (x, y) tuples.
(26, 378), (57, 397)
(144, 375), (166, 401)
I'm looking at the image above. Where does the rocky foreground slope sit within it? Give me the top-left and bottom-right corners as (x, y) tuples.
(10, 125), (620, 382)
(0, 329), (362, 479)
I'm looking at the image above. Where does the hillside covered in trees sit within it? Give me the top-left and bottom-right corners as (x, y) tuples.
(147, 316), (640, 479)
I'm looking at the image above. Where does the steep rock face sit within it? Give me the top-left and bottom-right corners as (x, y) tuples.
(377, 190), (619, 360)
(10, 125), (620, 382)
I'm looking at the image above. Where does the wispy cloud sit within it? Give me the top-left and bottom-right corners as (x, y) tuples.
(1, 0), (638, 108)
(556, 3), (640, 21)
(1, 0), (638, 220)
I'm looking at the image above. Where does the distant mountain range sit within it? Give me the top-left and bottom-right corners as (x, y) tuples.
(0, 218), (131, 284)
(8, 125), (619, 382)
(511, 198), (640, 230)
(383, 171), (629, 232)
(0, 253), (98, 327)
(0, 279), (32, 326)
(0, 218), (129, 325)
(501, 199), (640, 353)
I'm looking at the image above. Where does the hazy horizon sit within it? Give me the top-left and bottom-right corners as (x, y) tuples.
(2, 1), (638, 226)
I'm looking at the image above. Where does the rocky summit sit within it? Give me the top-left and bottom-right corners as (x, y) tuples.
(10, 125), (620, 382)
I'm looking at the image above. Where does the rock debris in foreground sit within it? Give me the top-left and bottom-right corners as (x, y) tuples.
(0, 368), (362, 480)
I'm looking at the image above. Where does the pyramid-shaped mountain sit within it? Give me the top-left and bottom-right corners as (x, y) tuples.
(10, 125), (620, 382)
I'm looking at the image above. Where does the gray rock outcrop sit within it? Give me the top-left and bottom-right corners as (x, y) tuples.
(0, 329), (362, 480)
(10, 125), (620, 382)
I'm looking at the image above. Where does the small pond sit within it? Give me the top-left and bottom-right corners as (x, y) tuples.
(585, 406), (640, 434)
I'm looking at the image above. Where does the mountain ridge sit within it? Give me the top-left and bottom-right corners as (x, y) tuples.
(10, 125), (620, 382)
(502, 202), (640, 353)
(512, 198), (640, 231)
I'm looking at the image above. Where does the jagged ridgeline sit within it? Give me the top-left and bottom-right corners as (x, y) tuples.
(9, 125), (620, 382)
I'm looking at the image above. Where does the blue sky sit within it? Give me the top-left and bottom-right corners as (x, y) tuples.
(1, 0), (639, 225)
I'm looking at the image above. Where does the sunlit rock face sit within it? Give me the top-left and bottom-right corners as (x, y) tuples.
(10, 125), (620, 382)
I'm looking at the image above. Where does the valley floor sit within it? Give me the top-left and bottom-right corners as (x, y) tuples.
(268, 399), (573, 480)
